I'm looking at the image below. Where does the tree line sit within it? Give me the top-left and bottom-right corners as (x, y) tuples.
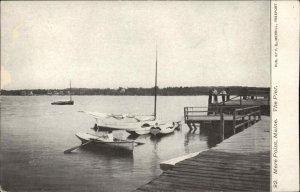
(1, 86), (270, 96)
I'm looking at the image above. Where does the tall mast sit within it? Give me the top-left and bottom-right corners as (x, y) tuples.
(154, 45), (157, 120)
(70, 80), (72, 101)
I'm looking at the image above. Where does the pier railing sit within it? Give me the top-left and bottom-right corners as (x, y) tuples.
(214, 94), (270, 106)
(184, 106), (244, 123)
(184, 105), (261, 140)
(184, 106), (261, 123)
(213, 89), (270, 105)
(184, 106), (215, 123)
(232, 106), (261, 134)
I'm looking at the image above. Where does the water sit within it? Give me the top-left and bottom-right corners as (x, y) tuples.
(0, 96), (218, 192)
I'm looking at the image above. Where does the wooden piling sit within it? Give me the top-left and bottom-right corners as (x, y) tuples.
(220, 113), (224, 141)
(232, 109), (236, 134)
(192, 123), (197, 132)
(187, 123), (193, 131)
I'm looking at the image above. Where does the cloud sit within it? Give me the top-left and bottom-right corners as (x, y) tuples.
(1, 66), (12, 89)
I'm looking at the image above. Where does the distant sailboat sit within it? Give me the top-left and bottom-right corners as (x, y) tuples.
(51, 80), (74, 105)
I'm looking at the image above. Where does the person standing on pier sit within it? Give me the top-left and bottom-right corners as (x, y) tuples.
(226, 88), (230, 101)
(208, 89), (213, 104)
(212, 88), (218, 104)
(220, 89), (227, 103)
(242, 87), (248, 100)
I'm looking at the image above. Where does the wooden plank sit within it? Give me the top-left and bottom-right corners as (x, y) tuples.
(159, 173), (269, 188)
(165, 169), (269, 182)
(155, 176), (268, 191)
(169, 164), (270, 173)
(160, 152), (201, 171)
(174, 163), (270, 173)
(138, 180), (225, 192)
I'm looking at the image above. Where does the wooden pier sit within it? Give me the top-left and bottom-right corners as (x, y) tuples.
(184, 105), (261, 141)
(135, 116), (270, 192)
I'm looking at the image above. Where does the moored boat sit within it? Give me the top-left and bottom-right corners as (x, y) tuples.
(51, 100), (74, 105)
(51, 80), (74, 105)
(150, 121), (181, 136)
(97, 120), (156, 135)
(75, 132), (135, 151)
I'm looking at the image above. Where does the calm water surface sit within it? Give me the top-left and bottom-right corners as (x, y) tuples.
(1, 96), (218, 192)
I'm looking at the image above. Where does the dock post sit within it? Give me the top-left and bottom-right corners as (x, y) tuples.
(184, 107), (187, 123)
(198, 122), (201, 133)
(242, 110), (245, 130)
(248, 114), (251, 127)
(220, 113), (224, 141)
(232, 109), (236, 134)
(258, 106), (261, 121)
(187, 123), (193, 131)
(192, 123), (197, 132)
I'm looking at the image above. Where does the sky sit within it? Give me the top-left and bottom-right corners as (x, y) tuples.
(1, 1), (270, 90)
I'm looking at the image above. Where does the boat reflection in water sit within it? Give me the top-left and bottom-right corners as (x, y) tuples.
(150, 131), (175, 142)
(79, 144), (134, 158)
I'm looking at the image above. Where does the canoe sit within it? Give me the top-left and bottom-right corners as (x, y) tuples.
(75, 132), (135, 151)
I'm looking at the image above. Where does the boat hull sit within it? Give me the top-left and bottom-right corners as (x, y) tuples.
(75, 132), (134, 151)
(96, 121), (156, 135)
(51, 100), (74, 105)
(150, 122), (181, 136)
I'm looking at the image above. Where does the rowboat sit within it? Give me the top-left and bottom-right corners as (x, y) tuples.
(150, 121), (181, 136)
(75, 132), (136, 151)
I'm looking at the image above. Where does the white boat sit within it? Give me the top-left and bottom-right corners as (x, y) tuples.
(75, 132), (136, 151)
(150, 121), (181, 136)
(80, 111), (180, 135)
(98, 120), (156, 135)
(78, 111), (157, 135)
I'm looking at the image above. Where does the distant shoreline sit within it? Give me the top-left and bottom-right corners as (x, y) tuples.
(1, 86), (270, 96)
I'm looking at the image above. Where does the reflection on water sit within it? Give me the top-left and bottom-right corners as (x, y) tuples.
(80, 145), (134, 158)
(1, 96), (222, 192)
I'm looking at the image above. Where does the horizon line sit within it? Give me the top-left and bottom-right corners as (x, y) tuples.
(1, 85), (271, 91)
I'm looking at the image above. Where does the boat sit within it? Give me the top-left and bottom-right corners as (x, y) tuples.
(79, 46), (179, 135)
(80, 111), (162, 135)
(150, 121), (181, 136)
(51, 100), (74, 105)
(51, 80), (74, 105)
(74, 132), (146, 152)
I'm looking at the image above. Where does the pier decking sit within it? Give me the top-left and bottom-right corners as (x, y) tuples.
(135, 116), (270, 192)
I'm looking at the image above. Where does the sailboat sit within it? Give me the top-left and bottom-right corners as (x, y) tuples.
(51, 81), (74, 105)
(78, 47), (180, 135)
